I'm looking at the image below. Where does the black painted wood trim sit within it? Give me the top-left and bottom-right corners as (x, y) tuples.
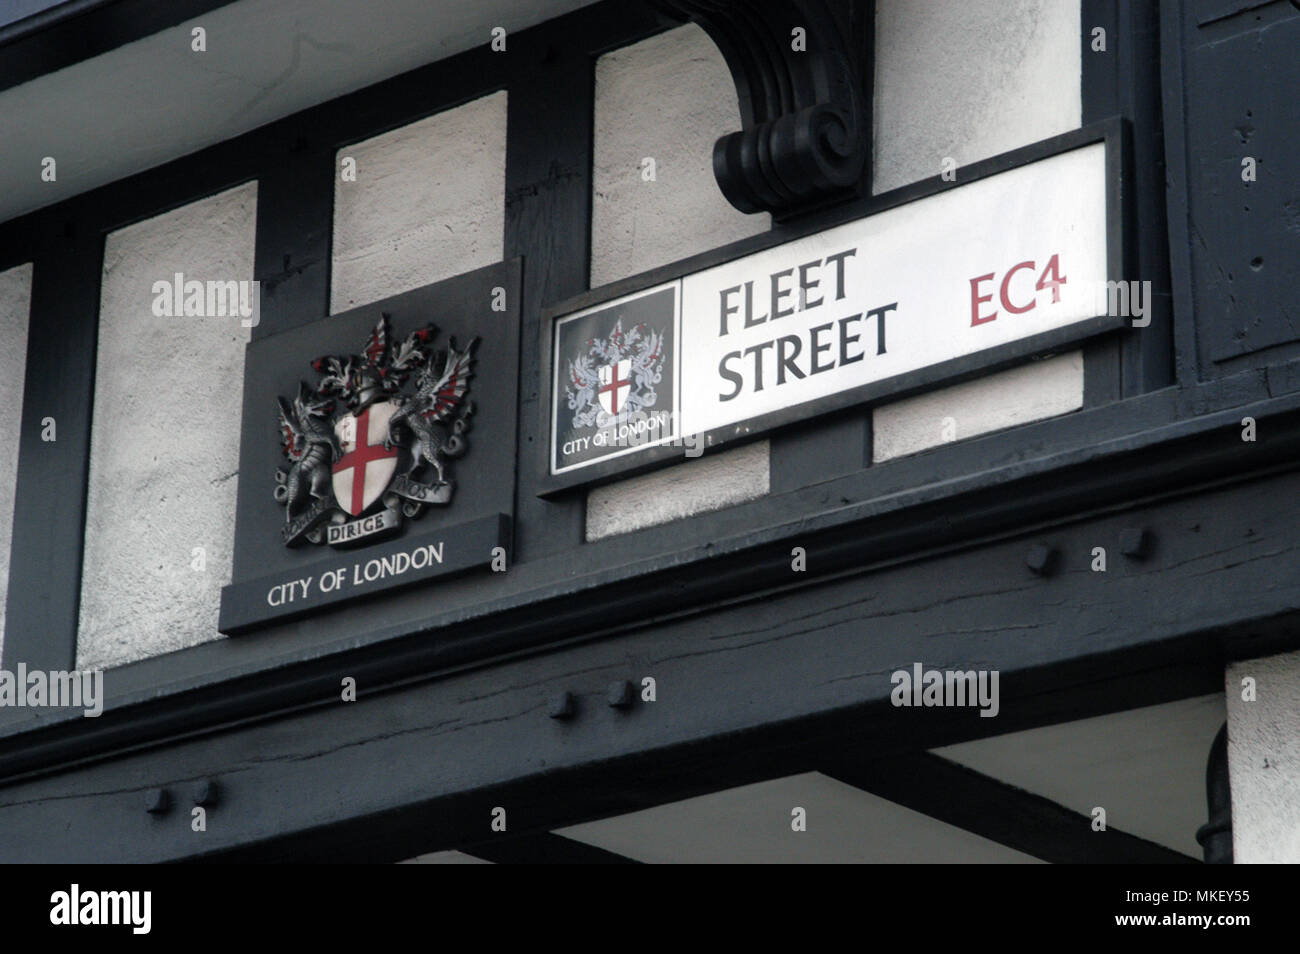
(1080, 0), (1125, 409)
(824, 753), (1199, 865)
(0, 4), (671, 243)
(1, 224), (102, 671)
(1080, 0), (1175, 406)
(1158, 1), (1200, 387)
(0, 374), (1294, 777)
(502, 26), (598, 562)
(0, 351), (1293, 752)
(1115, 0), (1174, 397)
(0, 574), (1231, 862)
(251, 144), (334, 341)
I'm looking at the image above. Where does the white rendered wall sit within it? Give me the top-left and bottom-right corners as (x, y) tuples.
(77, 182), (257, 670)
(0, 262), (34, 658)
(1225, 650), (1300, 862)
(587, 439), (770, 542)
(587, 24), (771, 540)
(590, 24), (769, 288)
(871, 0), (1083, 461)
(873, 0), (1082, 193)
(331, 92), (507, 314)
(873, 352), (1084, 462)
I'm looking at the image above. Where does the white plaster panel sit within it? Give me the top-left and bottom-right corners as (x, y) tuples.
(1226, 650), (1300, 862)
(0, 263), (34, 657)
(873, 0), (1082, 194)
(560, 771), (1042, 863)
(398, 851), (491, 864)
(331, 92), (507, 314)
(936, 694), (1226, 858)
(872, 351), (1083, 462)
(590, 23), (770, 288)
(77, 181), (257, 669)
(586, 440), (769, 541)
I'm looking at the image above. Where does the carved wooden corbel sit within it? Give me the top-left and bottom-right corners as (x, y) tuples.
(650, 0), (872, 219)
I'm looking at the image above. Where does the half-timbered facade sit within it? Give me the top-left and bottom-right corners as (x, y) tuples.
(0, 0), (1296, 864)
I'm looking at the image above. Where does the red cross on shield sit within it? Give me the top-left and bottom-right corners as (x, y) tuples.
(598, 359), (632, 416)
(332, 401), (400, 516)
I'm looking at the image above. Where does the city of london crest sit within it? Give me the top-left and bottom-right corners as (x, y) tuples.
(565, 319), (665, 430)
(274, 314), (478, 548)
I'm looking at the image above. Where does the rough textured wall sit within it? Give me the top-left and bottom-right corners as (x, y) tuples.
(77, 182), (257, 670)
(590, 23), (769, 287)
(587, 439), (770, 542)
(873, 352), (1083, 462)
(1226, 650), (1300, 862)
(331, 91), (507, 313)
(871, 0), (1083, 459)
(873, 0), (1082, 193)
(0, 262), (33, 657)
(588, 23), (771, 539)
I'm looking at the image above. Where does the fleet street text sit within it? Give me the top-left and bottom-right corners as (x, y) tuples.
(717, 247), (857, 336)
(712, 245), (899, 401)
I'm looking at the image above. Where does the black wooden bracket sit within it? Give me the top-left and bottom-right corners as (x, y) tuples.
(1195, 722), (1233, 864)
(650, 0), (872, 219)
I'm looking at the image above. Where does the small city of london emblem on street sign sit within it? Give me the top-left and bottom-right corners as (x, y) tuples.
(274, 314), (478, 548)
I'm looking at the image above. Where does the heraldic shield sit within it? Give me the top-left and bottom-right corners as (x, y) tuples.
(274, 313), (478, 548)
(597, 358), (632, 416)
(332, 400), (400, 517)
